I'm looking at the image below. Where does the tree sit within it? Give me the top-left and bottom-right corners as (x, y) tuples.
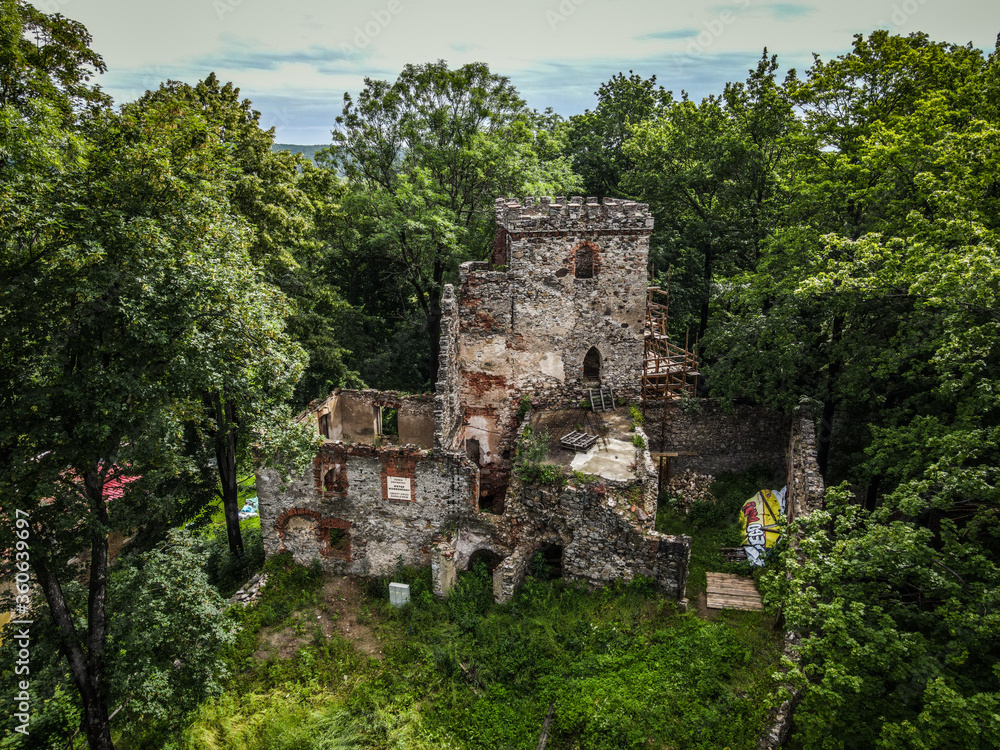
(0, 0), (109, 117)
(706, 34), (991, 480)
(106, 530), (236, 743)
(624, 53), (796, 341)
(329, 61), (579, 385)
(565, 71), (671, 199)
(137, 75), (345, 556)
(762, 486), (1000, 749)
(0, 83), (309, 749)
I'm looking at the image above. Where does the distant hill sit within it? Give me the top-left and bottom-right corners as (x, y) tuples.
(271, 144), (328, 163)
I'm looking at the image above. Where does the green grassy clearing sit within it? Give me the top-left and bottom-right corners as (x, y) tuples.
(159, 553), (783, 750)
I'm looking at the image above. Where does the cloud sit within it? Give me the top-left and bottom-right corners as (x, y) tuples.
(636, 28), (700, 41)
(761, 3), (816, 21)
(192, 40), (358, 74)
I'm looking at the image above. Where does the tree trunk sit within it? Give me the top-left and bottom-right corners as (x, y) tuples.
(212, 390), (243, 558)
(34, 468), (115, 750)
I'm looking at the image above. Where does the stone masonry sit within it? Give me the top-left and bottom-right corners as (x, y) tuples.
(257, 197), (824, 606)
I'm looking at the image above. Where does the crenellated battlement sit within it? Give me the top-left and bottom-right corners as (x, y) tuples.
(495, 196), (653, 234)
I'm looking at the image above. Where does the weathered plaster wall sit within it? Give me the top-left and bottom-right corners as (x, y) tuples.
(306, 389), (436, 449)
(646, 400), (790, 478)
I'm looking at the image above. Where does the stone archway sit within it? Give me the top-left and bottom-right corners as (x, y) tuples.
(583, 346), (601, 382)
(467, 548), (503, 573)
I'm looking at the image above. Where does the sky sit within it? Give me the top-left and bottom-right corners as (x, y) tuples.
(46, 0), (1000, 144)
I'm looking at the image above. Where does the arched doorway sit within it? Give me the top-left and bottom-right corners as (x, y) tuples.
(467, 549), (503, 573)
(583, 347), (601, 382)
(531, 543), (564, 579)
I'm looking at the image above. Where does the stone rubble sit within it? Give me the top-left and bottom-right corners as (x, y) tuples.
(660, 470), (715, 512)
(230, 572), (269, 607)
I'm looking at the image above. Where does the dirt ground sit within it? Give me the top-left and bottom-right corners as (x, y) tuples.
(531, 407), (636, 467)
(254, 574), (384, 661)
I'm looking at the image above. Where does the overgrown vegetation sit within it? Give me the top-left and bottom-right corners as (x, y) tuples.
(4, 1), (999, 744)
(513, 426), (566, 486)
(657, 467), (778, 597)
(164, 562), (781, 750)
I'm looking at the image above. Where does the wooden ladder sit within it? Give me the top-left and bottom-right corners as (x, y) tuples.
(588, 385), (616, 412)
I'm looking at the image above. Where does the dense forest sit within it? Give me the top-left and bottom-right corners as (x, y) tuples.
(1, 0), (998, 747)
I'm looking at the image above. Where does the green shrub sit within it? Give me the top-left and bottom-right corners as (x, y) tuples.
(515, 395), (532, 421)
(205, 522), (265, 597)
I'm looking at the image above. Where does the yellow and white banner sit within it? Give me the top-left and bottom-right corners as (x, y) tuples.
(739, 488), (785, 566)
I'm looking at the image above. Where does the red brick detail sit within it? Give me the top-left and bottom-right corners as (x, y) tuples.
(491, 226), (510, 268)
(463, 405), (498, 419)
(275, 507), (352, 561)
(380, 452), (417, 503)
(461, 372), (508, 398)
(314, 452), (349, 499)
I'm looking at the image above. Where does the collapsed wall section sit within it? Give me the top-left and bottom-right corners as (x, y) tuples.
(311, 389), (436, 448)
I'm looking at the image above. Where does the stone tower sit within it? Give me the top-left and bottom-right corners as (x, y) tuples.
(435, 196), (653, 480)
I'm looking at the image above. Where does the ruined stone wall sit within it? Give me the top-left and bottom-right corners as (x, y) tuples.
(493, 414), (690, 602)
(506, 477), (689, 599)
(785, 405), (825, 523)
(646, 400), (790, 479)
(432, 196), (654, 511)
(498, 196), (650, 402)
(493, 544), (536, 603)
(434, 285), (464, 451)
(257, 444), (488, 575)
(309, 389), (436, 449)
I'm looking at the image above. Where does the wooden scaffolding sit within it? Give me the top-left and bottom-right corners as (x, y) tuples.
(642, 286), (699, 400)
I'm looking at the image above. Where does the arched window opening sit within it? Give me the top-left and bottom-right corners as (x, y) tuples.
(328, 527), (350, 559)
(583, 347), (601, 382)
(575, 242), (598, 278)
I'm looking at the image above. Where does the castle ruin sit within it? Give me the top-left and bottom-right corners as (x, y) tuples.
(257, 197), (822, 603)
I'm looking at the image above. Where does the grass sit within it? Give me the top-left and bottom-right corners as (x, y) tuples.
(136, 467), (789, 749)
(164, 557), (783, 750)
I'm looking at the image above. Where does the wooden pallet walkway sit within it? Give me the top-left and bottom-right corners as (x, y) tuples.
(706, 572), (763, 611)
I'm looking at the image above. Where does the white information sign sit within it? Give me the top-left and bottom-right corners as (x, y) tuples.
(386, 476), (412, 501)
